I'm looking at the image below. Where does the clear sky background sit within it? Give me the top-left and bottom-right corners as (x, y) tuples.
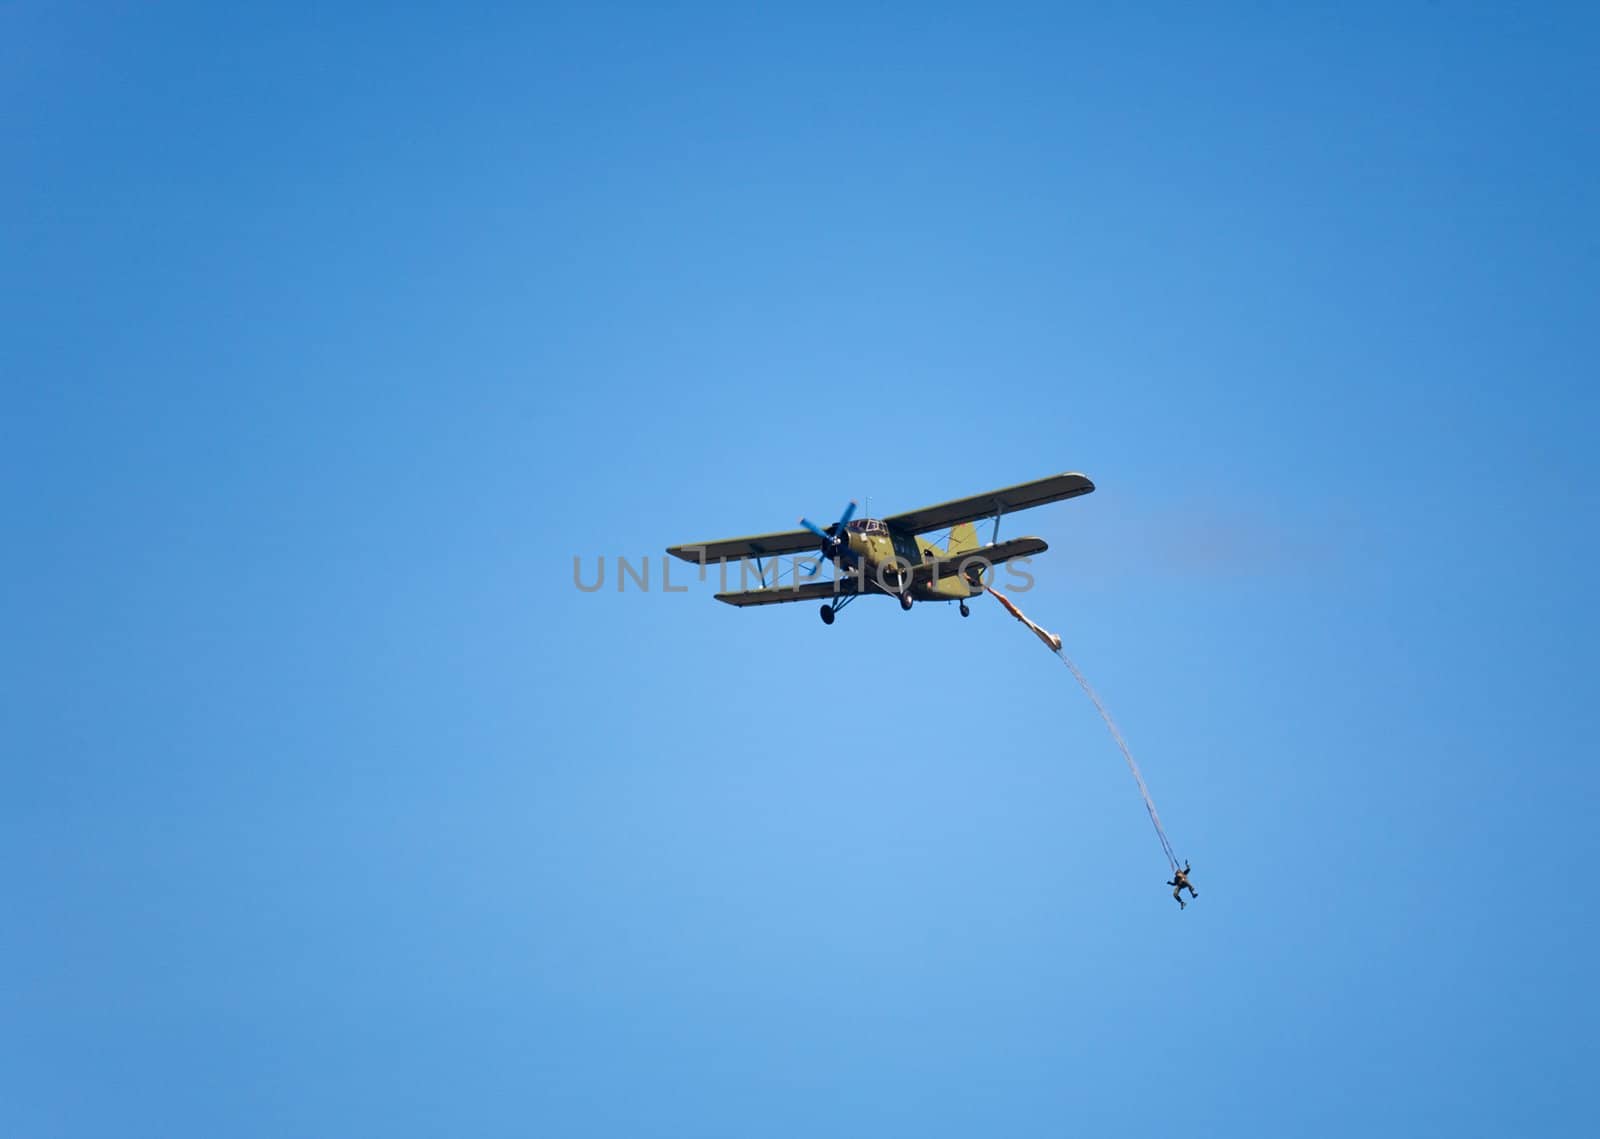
(5, 4), (1596, 1136)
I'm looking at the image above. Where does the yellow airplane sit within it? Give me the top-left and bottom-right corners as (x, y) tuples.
(666, 472), (1095, 625)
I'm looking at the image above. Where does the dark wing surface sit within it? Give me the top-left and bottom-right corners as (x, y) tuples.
(666, 527), (818, 565)
(884, 472), (1094, 536)
(909, 537), (1048, 585)
(714, 578), (863, 607)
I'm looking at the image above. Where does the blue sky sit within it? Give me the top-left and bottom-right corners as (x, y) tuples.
(4, 3), (1596, 1136)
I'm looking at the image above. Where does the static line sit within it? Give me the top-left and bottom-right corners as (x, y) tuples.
(982, 584), (1181, 872)
(1054, 649), (1179, 872)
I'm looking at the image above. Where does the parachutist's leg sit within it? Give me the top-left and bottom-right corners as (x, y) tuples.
(1187, 885), (1198, 899)
(1173, 886), (1185, 908)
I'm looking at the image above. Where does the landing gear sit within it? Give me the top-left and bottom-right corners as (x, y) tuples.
(899, 592), (914, 612)
(819, 592), (859, 626)
(959, 602), (970, 618)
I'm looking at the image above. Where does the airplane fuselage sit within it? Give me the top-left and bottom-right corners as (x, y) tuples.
(838, 519), (981, 601)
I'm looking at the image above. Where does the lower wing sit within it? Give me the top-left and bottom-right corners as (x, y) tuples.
(714, 578), (865, 608)
(910, 536), (1047, 585)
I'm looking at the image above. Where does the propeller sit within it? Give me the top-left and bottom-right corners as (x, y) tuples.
(799, 500), (858, 567)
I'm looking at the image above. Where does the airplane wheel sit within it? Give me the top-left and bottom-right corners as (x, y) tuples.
(899, 593), (914, 612)
(959, 602), (970, 617)
(820, 604), (835, 625)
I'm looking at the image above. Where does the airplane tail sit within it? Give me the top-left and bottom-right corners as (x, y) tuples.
(946, 522), (980, 556)
(944, 522), (989, 585)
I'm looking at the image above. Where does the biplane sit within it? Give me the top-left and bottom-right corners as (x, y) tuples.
(665, 472), (1095, 624)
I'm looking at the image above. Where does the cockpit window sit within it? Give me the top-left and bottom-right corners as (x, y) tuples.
(848, 519), (886, 534)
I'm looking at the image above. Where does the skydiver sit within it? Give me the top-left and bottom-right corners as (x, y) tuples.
(1168, 861), (1198, 909)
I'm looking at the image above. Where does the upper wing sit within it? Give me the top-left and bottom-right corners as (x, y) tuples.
(884, 472), (1094, 536)
(666, 527), (819, 565)
(669, 471), (1092, 563)
(910, 536), (1048, 585)
(714, 578), (862, 607)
